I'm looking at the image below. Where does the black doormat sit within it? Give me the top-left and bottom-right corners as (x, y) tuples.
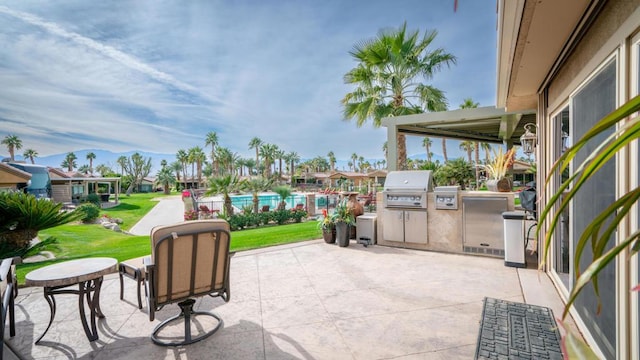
(475, 297), (563, 360)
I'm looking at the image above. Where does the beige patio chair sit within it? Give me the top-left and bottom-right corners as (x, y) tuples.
(144, 219), (232, 346)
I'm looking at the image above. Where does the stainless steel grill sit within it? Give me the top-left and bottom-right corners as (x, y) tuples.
(382, 170), (433, 209)
(381, 171), (433, 245)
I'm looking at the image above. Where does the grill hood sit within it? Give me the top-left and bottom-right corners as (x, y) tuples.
(383, 171), (433, 192)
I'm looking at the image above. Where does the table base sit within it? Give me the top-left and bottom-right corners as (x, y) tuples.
(36, 277), (105, 344)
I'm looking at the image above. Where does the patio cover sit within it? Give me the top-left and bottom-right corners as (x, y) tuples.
(382, 106), (536, 170)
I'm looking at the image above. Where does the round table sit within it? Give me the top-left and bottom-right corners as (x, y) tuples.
(25, 257), (117, 344)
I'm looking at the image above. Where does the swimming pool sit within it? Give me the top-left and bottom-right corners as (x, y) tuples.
(198, 192), (308, 212)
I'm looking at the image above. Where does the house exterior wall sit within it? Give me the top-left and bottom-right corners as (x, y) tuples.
(538, 1), (640, 358)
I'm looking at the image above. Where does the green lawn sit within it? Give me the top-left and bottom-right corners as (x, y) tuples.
(16, 193), (322, 283)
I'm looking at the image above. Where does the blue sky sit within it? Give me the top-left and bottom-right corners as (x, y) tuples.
(0, 0), (497, 163)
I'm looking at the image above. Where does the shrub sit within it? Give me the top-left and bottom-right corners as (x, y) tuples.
(77, 203), (101, 223)
(291, 209), (307, 223)
(85, 193), (101, 206)
(272, 209), (290, 225)
(184, 210), (198, 221)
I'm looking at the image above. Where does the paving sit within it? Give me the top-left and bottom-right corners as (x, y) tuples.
(4, 239), (574, 360)
(128, 196), (184, 235)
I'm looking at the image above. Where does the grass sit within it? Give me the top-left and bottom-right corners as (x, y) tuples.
(15, 193), (322, 283)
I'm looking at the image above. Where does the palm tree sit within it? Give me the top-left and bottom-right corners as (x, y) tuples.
(459, 141), (474, 163)
(441, 138), (448, 163)
(276, 149), (285, 179)
(176, 149), (189, 188)
(117, 156), (128, 176)
(287, 151), (300, 176)
(155, 167), (176, 195)
(23, 148), (38, 164)
(350, 153), (358, 172)
(248, 137), (262, 168)
(169, 161), (182, 183)
(460, 98), (480, 184)
(160, 159), (167, 169)
(342, 22), (455, 170)
(61, 152), (77, 172)
(259, 143), (277, 178)
(245, 158), (256, 176)
(205, 131), (218, 175)
(244, 177), (273, 214)
(78, 164), (90, 174)
(422, 137), (433, 162)
(358, 156), (365, 173)
(480, 142), (492, 163)
(327, 151), (336, 171)
(2, 135), (22, 162)
(86, 152), (96, 176)
(205, 174), (243, 216)
(272, 185), (292, 211)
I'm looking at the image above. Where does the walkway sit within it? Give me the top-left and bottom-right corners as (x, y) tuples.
(6, 240), (573, 359)
(128, 196), (184, 235)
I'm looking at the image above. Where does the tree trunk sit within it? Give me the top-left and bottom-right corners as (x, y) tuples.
(442, 138), (448, 162)
(397, 133), (407, 170)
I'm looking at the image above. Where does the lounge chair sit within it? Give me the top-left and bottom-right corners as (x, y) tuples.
(260, 205), (270, 212)
(144, 220), (232, 346)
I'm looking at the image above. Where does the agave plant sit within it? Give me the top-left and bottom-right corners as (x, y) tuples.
(538, 94), (640, 357)
(0, 192), (80, 258)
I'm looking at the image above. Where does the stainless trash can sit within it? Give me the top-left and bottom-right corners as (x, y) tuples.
(503, 211), (527, 268)
(356, 214), (377, 246)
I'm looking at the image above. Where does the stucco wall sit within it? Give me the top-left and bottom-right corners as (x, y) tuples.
(547, 0), (640, 110)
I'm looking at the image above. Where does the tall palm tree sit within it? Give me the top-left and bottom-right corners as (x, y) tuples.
(287, 151), (300, 176)
(245, 158), (256, 176)
(169, 161), (182, 183)
(176, 149), (189, 187)
(259, 143), (277, 178)
(248, 137), (262, 168)
(342, 22), (455, 170)
(422, 137), (433, 162)
(2, 135), (22, 162)
(23, 148), (38, 164)
(358, 156), (365, 173)
(160, 159), (167, 169)
(327, 151), (336, 171)
(205, 131), (218, 175)
(86, 152), (96, 176)
(61, 152), (77, 172)
(350, 153), (358, 172)
(459, 141), (474, 163)
(441, 138), (448, 163)
(276, 148), (285, 179)
(117, 156), (128, 176)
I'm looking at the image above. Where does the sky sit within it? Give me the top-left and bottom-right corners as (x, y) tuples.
(0, 0), (497, 163)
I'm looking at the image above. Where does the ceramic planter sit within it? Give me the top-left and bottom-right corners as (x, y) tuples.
(335, 222), (350, 247)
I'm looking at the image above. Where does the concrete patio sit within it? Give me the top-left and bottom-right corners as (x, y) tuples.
(5, 240), (569, 359)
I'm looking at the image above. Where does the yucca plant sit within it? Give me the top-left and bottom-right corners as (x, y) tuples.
(0, 192), (80, 258)
(538, 94), (640, 358)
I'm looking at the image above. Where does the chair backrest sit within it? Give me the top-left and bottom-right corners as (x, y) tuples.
(149, 220), (231, 306)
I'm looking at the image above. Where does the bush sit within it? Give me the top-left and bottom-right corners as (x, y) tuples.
(77, 203), (101, 223)
(290, 209), (307, 223)
(272, 209), (291, 225)
(85, 193), (101, 206)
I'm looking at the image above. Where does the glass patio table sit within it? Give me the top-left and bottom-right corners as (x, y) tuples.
(25, 257), (118, 344)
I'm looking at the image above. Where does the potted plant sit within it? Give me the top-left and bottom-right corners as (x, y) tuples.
(333, 199), (355, 247)
(481, 147), (516, 192)
(317, 209), (336, 244)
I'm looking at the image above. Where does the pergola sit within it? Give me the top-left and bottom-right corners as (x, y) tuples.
(381, 106), (536, 170)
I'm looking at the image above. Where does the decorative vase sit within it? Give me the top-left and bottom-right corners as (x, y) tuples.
(322, 228), (336, 244)
(335, 222), (350, 247)
(496, 178), (512, 192)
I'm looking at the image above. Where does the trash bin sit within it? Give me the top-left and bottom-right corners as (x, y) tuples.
(503, 211), (527, 268)
(356, 214), (377, 247)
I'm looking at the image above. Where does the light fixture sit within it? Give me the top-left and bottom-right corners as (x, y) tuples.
(520, 123), (538, 156)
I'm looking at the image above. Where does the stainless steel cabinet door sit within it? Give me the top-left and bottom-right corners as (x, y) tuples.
(404, 210), (428, 244)
(382, 209), (404, 242)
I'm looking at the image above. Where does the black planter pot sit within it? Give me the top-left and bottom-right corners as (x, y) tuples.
(99, 194), (110, 202)
(335, 222), (350, 247)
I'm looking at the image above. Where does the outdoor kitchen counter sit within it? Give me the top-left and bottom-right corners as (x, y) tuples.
(376, 191), (515, 254)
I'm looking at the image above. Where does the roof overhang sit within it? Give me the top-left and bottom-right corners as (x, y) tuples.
(496, 0), (591, 110)
(381, 106), (536, 144)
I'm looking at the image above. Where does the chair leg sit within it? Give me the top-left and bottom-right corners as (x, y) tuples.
(136, 275), (143, 309)
(118, 271), (124, 301)
(151, 298), (223, 346)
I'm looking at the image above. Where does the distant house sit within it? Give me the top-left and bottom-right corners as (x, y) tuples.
(138, 177), (155, 193)
(49, 167), (120, 204)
